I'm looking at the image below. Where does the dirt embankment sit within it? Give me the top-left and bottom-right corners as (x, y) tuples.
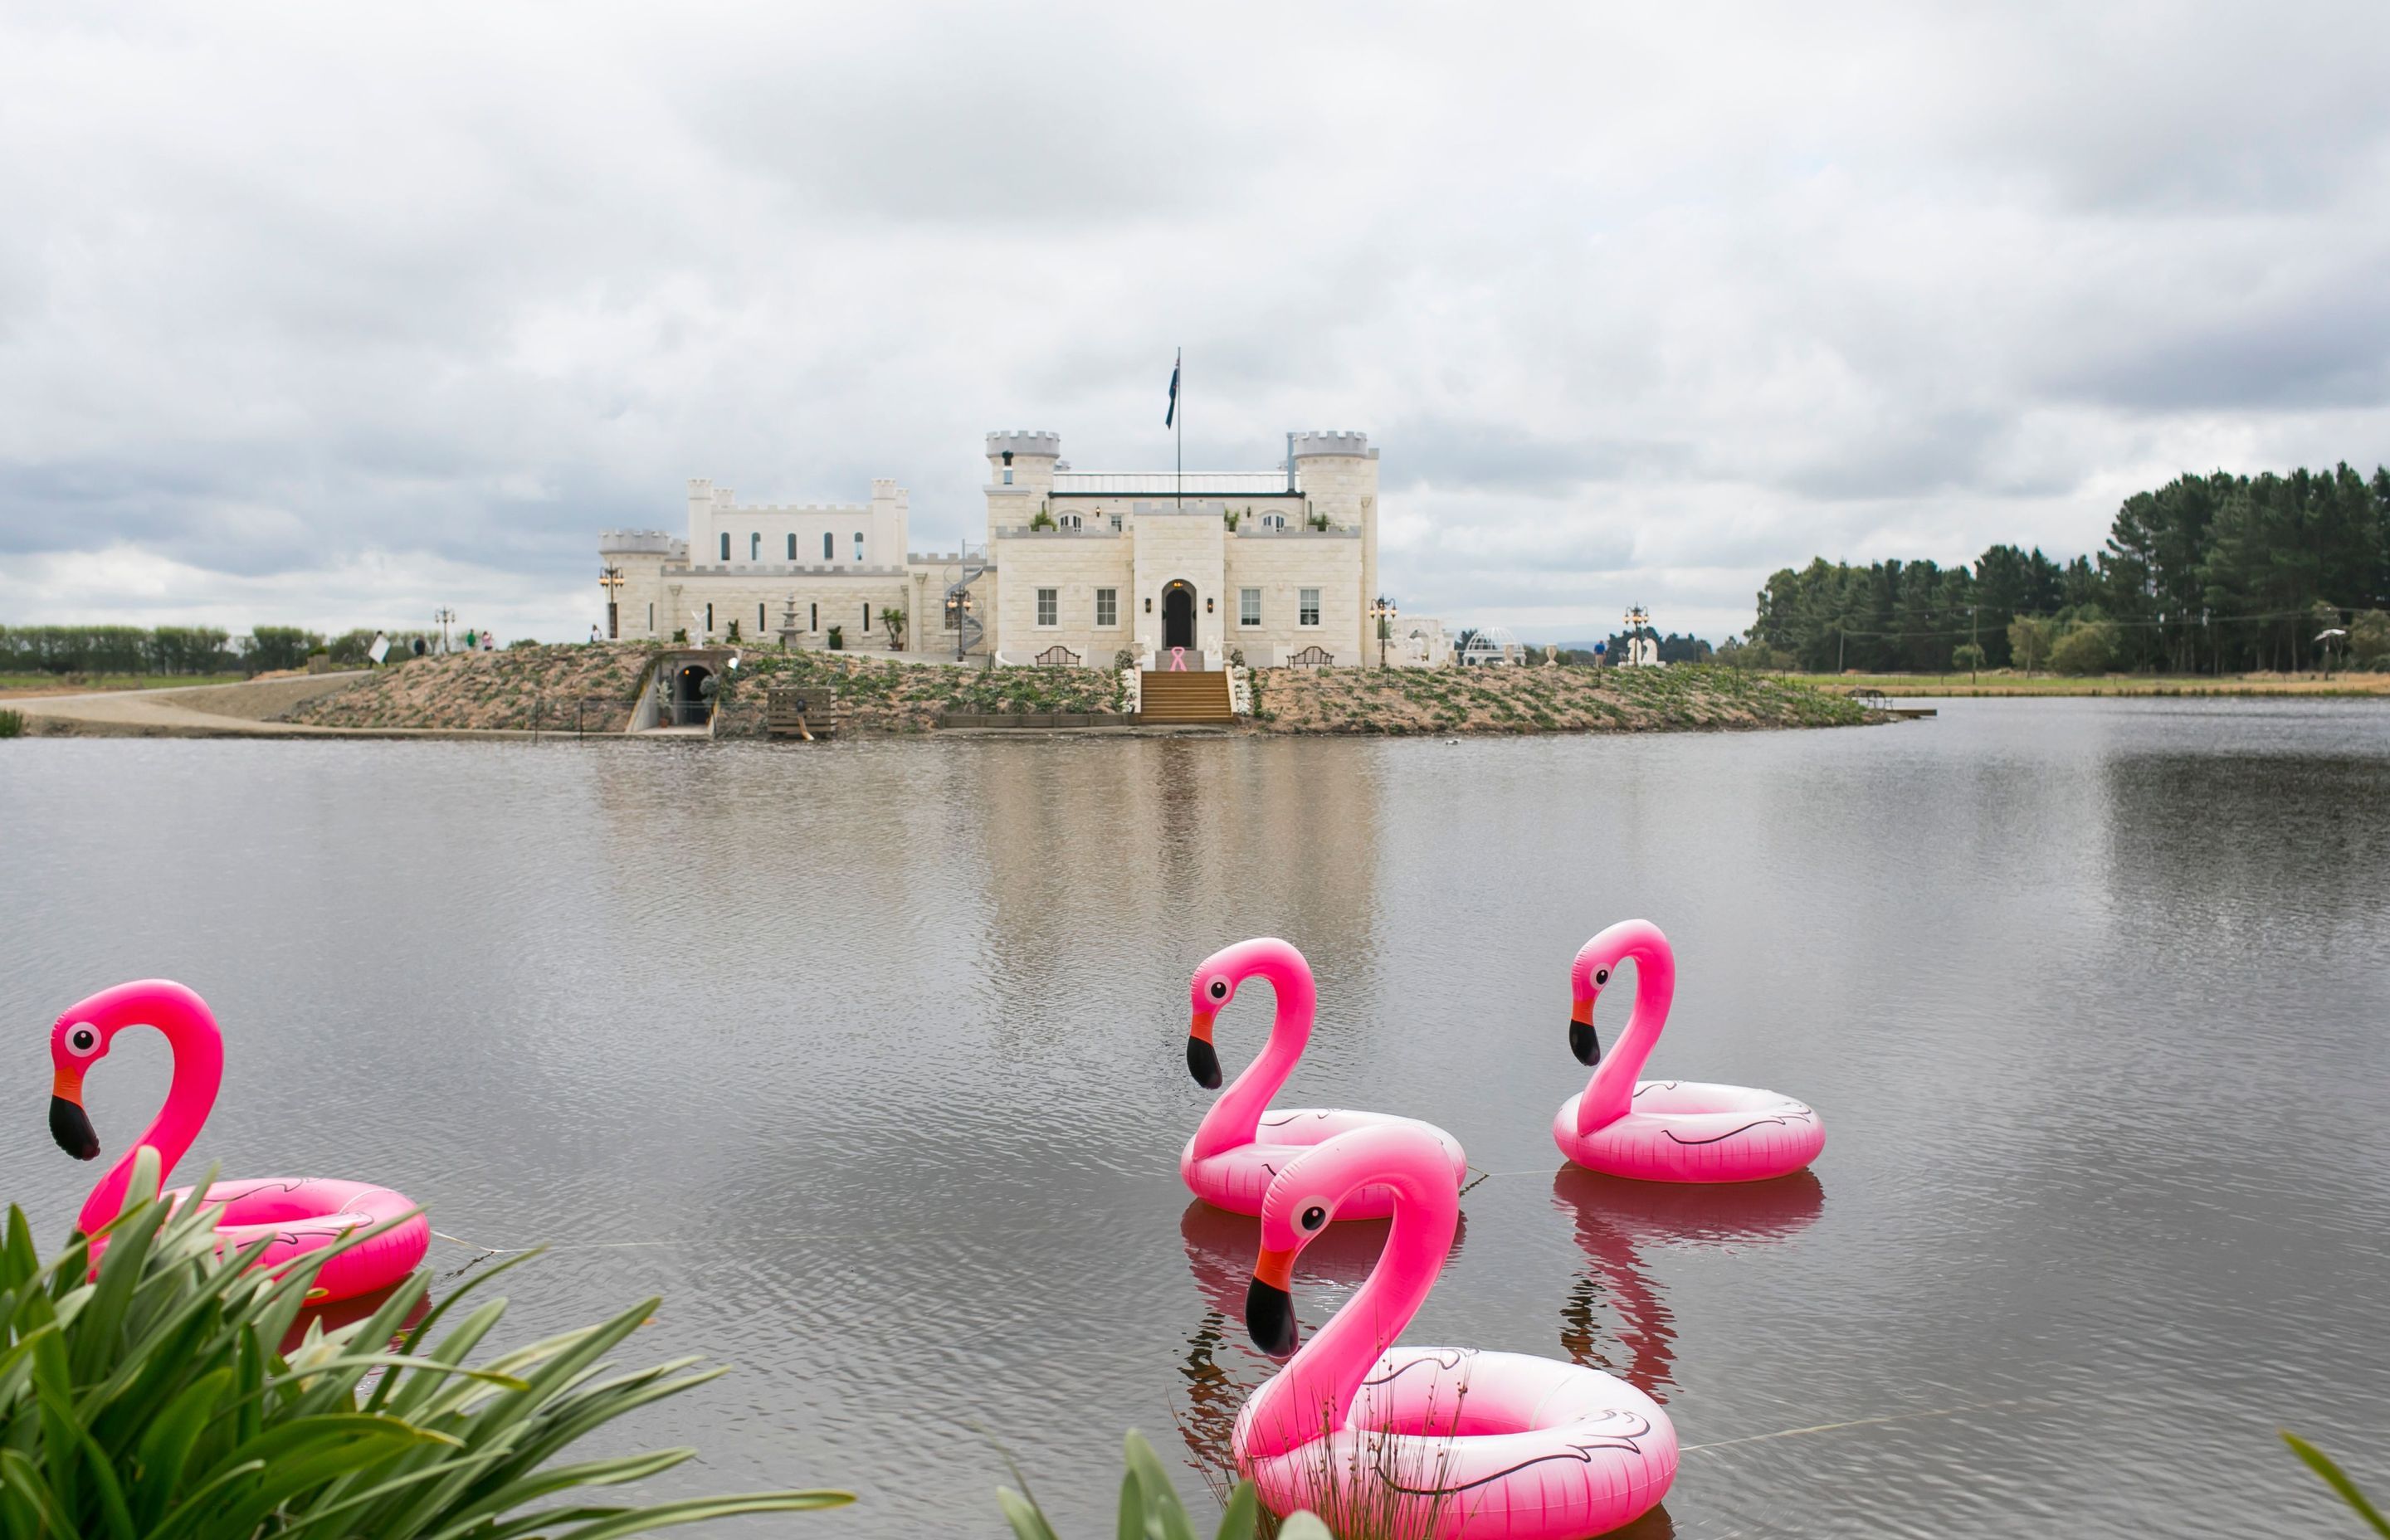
(1251, 664), (1875, 733)
(282, 646), (654, 731)
(272, 646), (1872, 737)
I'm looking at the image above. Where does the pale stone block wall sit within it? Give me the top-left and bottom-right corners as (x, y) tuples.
(685, 479), (909, 572)
(988, 531), (1134, 663)
(1222, 533), (1365, 665)
(1129, 511), (1229, 661)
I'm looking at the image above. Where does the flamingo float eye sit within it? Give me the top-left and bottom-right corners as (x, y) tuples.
(1593, 968), (1610, 987)
(1300, 1205), (1328, 1231)
(1208, 978), (1229, 1002)
(65, 1025), (100, 1057)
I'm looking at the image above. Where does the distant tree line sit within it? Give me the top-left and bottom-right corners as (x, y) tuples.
(0, 625), (443, 677)
(1739, 464), (2390, 674)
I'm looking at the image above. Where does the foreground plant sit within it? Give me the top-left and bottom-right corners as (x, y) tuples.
(997, 1430), (1326, 1540)
(2286, 1431), (2390, 1537)
(0, 1149), (851, 1538)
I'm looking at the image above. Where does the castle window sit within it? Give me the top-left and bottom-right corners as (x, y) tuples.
(787, 533), (796, 560)
(750, 532), (760, 561)
(1110, 513), (1123, 532)
(810, 602), (818, 631)
(758, 602), (766, 632)
(1261, 513), (1287, 530)
(1003, 468), (1013, 485)
(719, 533), (730, 562)
(1300, 588), (1320, 627)
(1095, 588), (1118, 627)
(647, 602), (654, 631)
(823, 532), (834, 561)
(854, 531), (866, 562)
(862, 602), (870, 634)
(1240, 588), (1261, 626)
(1060, 513), (1082, 532)
(705, 602), (715, 633)
(1036, 588), (1058, 627)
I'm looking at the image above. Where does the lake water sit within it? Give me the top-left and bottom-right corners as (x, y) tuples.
(4, 699), (2388, 1538)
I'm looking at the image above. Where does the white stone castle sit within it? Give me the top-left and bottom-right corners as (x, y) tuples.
(598, 427), (1386, 668)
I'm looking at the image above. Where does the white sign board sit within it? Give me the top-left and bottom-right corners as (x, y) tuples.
(367, 632), (390, 664)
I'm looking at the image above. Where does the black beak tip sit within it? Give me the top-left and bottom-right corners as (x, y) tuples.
(1569, 1018), (1601, 1067)
(1245, 1278), (1297, 1357)
(1188, 1037), (1222, 1090)
(50, 1096), (99, 1162)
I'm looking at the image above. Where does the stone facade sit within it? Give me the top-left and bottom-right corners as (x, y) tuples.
(600, 426), (1389, 667)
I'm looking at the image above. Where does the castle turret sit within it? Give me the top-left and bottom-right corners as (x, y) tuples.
(1293, 431), (1380, 652)
(984, 431), (1061, 543)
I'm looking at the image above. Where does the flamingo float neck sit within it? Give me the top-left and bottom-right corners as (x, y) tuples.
(1189, 939), (1316, 1163)
(1241, 1128), (1460, 1463)
(67, 981), (222, 1235)
(1574, 923), (1675, 1138)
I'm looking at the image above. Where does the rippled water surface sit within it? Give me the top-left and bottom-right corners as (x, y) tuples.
(4, 700), (2388, 1538)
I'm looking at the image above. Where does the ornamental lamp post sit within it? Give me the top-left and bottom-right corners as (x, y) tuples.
(598, 564), (624, 640)
(1371, 595), (1397, 668)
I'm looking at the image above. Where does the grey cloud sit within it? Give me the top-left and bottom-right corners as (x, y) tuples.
(6, 0), (2390, 639)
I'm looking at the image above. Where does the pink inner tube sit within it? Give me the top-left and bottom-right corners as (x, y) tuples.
(1181, 939), (1465, 1221)
(47, 981), (432, 1305)
(1241, 1347), (1677, 1540)
(1183, 1109), (1468, 1221)
(1557, 921), (1824, 1183)
(1235, 1124), (1675, 1540)
(92, 1177), (429, 1302)
(1555, 1081), (1825, 1183)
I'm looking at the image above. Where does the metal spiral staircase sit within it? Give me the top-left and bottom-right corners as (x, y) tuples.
(944, 542), (990, 660)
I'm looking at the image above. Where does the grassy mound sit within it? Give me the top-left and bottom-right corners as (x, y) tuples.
(1252, 664), (1874, 733)
(710, 650), (1126, 735)
(282, 644), (654, 730)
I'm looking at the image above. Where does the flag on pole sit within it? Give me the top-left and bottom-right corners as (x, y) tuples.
(1164, 350), (1180, 428)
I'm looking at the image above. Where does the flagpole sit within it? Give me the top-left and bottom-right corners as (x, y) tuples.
(1175, 346), (1183, 509)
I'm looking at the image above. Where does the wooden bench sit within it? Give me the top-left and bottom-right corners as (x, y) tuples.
(766, 687), (842, 740)
(1286, 645), (1336, 668)
(1034, 645), (1084, 666)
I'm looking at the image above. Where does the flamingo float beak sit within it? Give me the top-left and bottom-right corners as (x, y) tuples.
(1188, 1009), (1222, 1089)
(50, 1066), (98, 1161)
(1246, 1245), (1297, 1356)
(1569, 997), (1601, 1067)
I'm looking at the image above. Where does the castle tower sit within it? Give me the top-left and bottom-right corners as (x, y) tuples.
(983, 431), (1061, 544)
(1292, 431), (1380, 652)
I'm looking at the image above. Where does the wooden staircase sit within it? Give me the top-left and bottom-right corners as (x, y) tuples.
(1137, 670), (1234, 725)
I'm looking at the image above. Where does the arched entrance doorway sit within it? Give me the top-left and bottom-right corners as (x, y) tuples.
(673, 663), (714, 726)
(1161, 581), (1197, 653)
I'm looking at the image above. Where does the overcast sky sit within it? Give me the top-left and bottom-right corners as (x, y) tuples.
(4, 2), (2388, 643)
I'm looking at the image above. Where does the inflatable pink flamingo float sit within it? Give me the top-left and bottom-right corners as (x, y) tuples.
(47, 979), (429, 1301)
(1235, 1123), (1676, 1539)
(1556, 920), (1824, 1183)
(1183, 938), (1465, 1221)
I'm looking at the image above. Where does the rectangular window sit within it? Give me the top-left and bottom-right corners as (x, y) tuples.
(758, 602), (766, 632)
(862, 602), (871, 633)
(646, 602), (654, 632)
(823, 532), (833, 561)
(1095, 588), (1118, 627)
(1036, 587), (1058, 627)
(719, 533), (729, 562)
(1240, 588), (1261, 626)
(810, 602), (818, 631)
(705, 602), (714, 632)
(854, 532), (866, 563)
(1300, 588), (1320, 626)
(750, 532), (760, 561)
(787, 533), (796, 560)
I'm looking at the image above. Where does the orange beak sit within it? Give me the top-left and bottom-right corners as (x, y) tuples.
(1247, 1245), (1299, 1355)
(1569, 996), (1600, 1067)
(51, 1065), (99, 1160)
(1187, 1010), (1222, 1089)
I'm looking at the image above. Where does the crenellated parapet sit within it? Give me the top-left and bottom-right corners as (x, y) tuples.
(985, 431), (1061, 461)
(1290, 430), (1376, 461)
